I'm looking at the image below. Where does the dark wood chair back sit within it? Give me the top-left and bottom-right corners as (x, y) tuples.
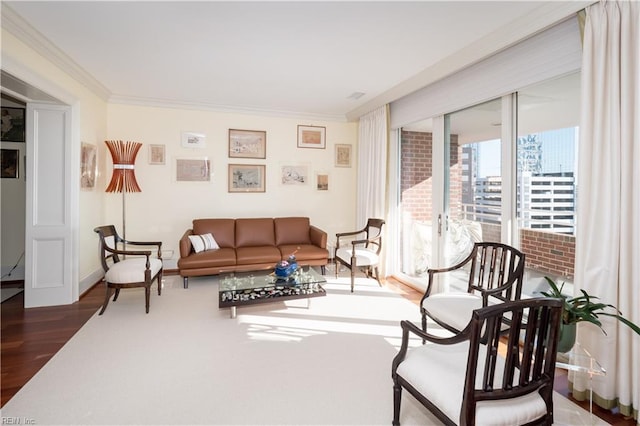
(392, 297), (563, 426)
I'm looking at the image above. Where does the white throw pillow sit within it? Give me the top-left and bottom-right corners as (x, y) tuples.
(188, 233), (220, 253)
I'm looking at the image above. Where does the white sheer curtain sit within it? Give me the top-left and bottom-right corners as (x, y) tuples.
(575, 1), (640, 421)
(356, 105), (388, 227)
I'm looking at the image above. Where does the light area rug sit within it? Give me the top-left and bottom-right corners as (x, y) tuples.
(1, 274), (604, 426)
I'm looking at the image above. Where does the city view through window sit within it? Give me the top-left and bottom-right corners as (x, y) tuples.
(465, 127), (578, 236)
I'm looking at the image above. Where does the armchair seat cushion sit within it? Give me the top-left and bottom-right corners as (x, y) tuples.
(336, 247), (379, 267)
(396, 341), (547, 425)
(421, 293), (483, 332)
(105, 258), (163, 284)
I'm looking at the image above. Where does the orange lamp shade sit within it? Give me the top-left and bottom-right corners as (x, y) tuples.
(105, 140), (142, 193)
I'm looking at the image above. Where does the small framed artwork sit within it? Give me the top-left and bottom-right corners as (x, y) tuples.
(1, 149), (19, 178)
(1, 107), (26, 142)
(80, 143), (97, 189)
(228, 164), (265, 193)
(229, 129), (266, 159)
(181, 131), (206, 148)
(149, 144), (165, 165)
(281, 164), (309, 185)
(176, 158), (211, 181)
(297, 125), (326, 149)
(316, 173), (329, 191)
(335, 144), (352, 167)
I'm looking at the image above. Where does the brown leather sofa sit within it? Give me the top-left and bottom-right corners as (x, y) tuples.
(178, 217), (328, 288)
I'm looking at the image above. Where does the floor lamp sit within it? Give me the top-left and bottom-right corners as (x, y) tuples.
(105, 140), (142, 249)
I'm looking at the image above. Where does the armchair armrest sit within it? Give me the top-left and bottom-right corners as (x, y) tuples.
(103, 245), (155, 269)
(479, 275), (522, 307)
(392, 320), (471, 374)
(335, 228), (366, 249)
(121, 238), (162, 258)
(422, 250), (476, 300)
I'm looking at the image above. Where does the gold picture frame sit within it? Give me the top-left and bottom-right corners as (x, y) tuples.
(297, 125), (326, 149)
(229, 129), (266, 159)
(228, 164), (265, 193)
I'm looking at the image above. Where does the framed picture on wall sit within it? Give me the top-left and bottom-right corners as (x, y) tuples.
(149, 144), (166, 165)
(228, 129), (266, 159)
(1, 107), (26, 142)
(176, 158), (211, 181)
(181, 131), (206, 148)
(80, 143), (97, 189)
(281, 164), (309, 185)
(297, 125), (326, 149)
(1, 148), (19, 178)
(316, 173), (329, 191)
(228, 164), (265, 193)
(335, 144), (352, 167)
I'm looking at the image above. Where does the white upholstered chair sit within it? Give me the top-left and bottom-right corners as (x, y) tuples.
(335, 218), (385, 292)
(94, 225), (163, 315)
(392, 297), (563, 426)
(421, 242), (525, 335)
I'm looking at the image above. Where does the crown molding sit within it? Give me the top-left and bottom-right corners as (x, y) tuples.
(109, 95), (349, 123)
(2, 4), (111, 101)
(346, 1), (594, 121)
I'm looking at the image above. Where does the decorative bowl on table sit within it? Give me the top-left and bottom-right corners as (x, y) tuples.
(275, 256), (298, 278)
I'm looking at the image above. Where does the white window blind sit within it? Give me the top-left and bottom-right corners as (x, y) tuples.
(390, 16), (582, 129)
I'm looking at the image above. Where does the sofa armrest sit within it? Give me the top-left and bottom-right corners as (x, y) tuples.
(179, 229), (194, 258)
(309, 225), (327, 249)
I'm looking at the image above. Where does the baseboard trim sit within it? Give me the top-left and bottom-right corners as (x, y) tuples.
(80, 269), (104, 297)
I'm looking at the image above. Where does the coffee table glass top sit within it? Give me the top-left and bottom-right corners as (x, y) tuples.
(219, 267), (326, 291)
(218, 267), (327, 314)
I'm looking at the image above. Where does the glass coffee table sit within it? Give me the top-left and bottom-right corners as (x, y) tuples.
(218, 267), (327, 318)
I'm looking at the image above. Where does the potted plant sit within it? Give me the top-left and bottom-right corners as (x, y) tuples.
(541, 276), (640, 352)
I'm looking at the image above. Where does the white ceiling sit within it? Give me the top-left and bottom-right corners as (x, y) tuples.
(3, 1), (587, 121)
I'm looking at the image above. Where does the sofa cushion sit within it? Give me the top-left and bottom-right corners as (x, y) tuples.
(275, 217), (311, 246)
(279, 244), (328, 261)
(236, 246), (281, 265)
(177, 248), (237, 269)
(192, 219), (235, 248)
(235, 218), (275, 247)
(188, 233), (219, 253)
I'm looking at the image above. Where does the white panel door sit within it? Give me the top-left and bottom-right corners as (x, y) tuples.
(24, 103), (74, 307)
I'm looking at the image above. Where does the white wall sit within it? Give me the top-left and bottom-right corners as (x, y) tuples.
(106, 104), (358, 268)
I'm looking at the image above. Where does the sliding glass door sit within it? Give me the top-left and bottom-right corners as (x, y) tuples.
(393, 73), (579, 295)
(516, 72), (580, 294)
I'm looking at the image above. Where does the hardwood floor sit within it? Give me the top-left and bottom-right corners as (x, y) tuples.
(1, 281), (104, 407)
(1, 275), (637, 425)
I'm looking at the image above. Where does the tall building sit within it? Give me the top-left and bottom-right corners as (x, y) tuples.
(462, 129), (577, 235)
